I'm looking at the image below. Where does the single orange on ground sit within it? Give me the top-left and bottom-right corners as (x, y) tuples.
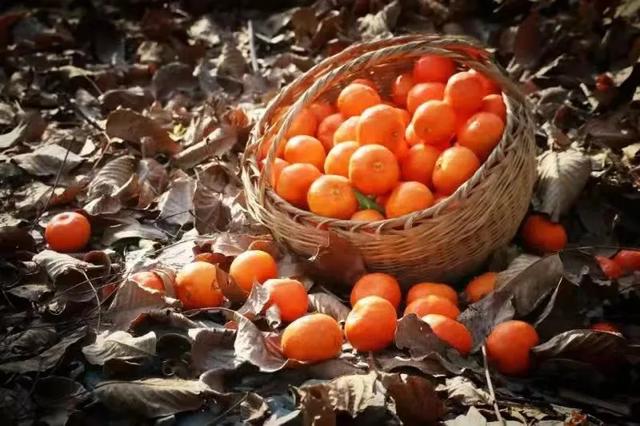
(350, 272), (402, 309)
(422, 314), (473, 355)
(595, 255), (623, 279)
(131, 271), (164, 293)
(432, 146), (481, 195)
(591, 322), (621, 333)
(351, 209), (385, 221)
(444, 71), (485, 113)
(276, 163), (322, 208)
(406, 82), (445, 114)
(281, 313), (343, 362)
(284, 135), (326, 171)
(324, 141), (359, 177)
(307, 175), (358, 219)
(261, 157), (289, 188)
(457, 112), (505, 161)
(228, 250), (278, 292)
(337, 83), (381, 117)
(308, 101), (335, 123)
(317, 113), (345, 150)
(286, 107), (318, 137)
(386, 181), (434, 218)
(481, 94), (506, 122)
(520, 214), (567, 254)
(400, 143), (441, 186)
(175, 261), (224, 309)
(469, 69), (500, 95)
(263, 278), (308, 322)
(333, 115), (359, 145)
(404, 295), (460, 319)
(612, 250), (640, 273)
(413, 55), (456, 83)
(465, 272), (497, 303)
(391, 73), (415, 106)
(407, 282), (458, 305)
(411, 100), (456, 145)
(345, 296), (397, 352)
(486, 320), (539, 375)
(357, 104), (404, 151)
(45, 212), (91, 252)
(349, 145), (400, 196)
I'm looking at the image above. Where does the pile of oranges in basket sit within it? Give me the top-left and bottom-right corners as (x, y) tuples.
(258, 54), (507, 220)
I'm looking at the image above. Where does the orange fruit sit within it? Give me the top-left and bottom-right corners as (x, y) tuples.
(457, 112), (505, 161)
(257, 135), (285, 161)
(376, 193), (390, 208)
(481, 94), (506, 122)
(317, 113), (345, 150)
(444, 71), (484, 113)
(520, 214), (567, 254)
(386, 181), (434, 218)
(405, 123), (424, 146)
(307, 175), (358, 219)
(324, 141), (359, 177)
(400, 143), (441, 186)
(469, 69), (500, 95)
(406, 82), (446, 114)
(175, 261), (224, 309)
(486, 320), (539, 375)
(45, 212), (91, 252)
(391, 73), (415, 106)
(465, 272), (497, 303)
(261, 158), (289, 188)
(407, 282), (458, 305)
(411, 100), (456, 145)
(404, 295), (460, 319)
(350, 272), (402, 309)
(131, 271), (164, 293)
(595, 255), (623, 279)
(308, 101), (335, 123)
(333, 115), (359, 145)
(345, 295), (397, 352)
(263, 278), (308, 322)
(612, 250), (640, 273)
(349, 145), (400, 196)
(351, 209), (385, 221)
(396, 108), (411, 127)
(432, 146), (480, 195)
(281, 313), (343, 362)
(422, 314), (472, 355)
(591, 322), (621, 333)
(284, 135), (326, 171)
(276, 163), (322, 208)
(413, 55), (456, 83)
(352, 78), (378, 91)
(337, 83), (381, 117)
(393, 138), (410, 160)
(229, 250), (278, 292)
(286, 107), (318, 137)
(357, 104), (404, 151)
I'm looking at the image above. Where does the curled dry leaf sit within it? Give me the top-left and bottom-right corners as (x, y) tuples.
(532, 329), (628, 366)
(82, 330), (156, 365)
(152, 62), (197, 101)
(158, 172), (196, 226)
(85, 156), (138, 216)
(101, 221), (169, 246)
(237, 282), (270, 318)
(395, 314), (450, 358)
(514, 10), (542, 69)
(189, 327), (242, 373)
(100, 87), (154, 112)
(105, 109), (181, 155)
(137, 158), (168, 208)
(305, 232), (367, 289)
(13, 144), (83, 177)
(307, 292), (350, 322)
(107, 277), (177, 330)
(495, 253), (542, 288)
(0, 327), (57, 363)
(174, 125), (238, 170)
(33, 250), (100, 302)
(0, 121), (26, 149)
(381, 372), (445, 425)
(0, 226), (36, 252)
(358, 0), (401, 40)
(437, 376), (492, 406)
(32, 376), (89, 409)
(193, 163), (238, 234)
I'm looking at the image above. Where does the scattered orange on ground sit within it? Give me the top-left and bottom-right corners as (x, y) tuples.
(349, 145), (400, 196)
(324, 141), (359, 177)
(337, 83), (381, 117)
(357, 104), (404, 151)
(486, 320), (539, 375)
(308, 101), (335, 123)
(281, 313), (343, 362)
(465, 272), (497, 303)
(350, 272), (402, 309)
(263, 278), (308, 322)
(595, 255), (623, 279)
(351, 209), (385, 221)
(432, 146), (481, 195)
(444, 71), (485, 113)
(45, 211), (92, 252)
(333, 115), (359, 145)
(345, 296), (397, 352)
(413, 55), (456, 83)
(406, 82), (445, 114)
(131, 271), (165, 293)
(175, 261), (224, 309)
(307, 175), (358, 219)
(284, 135), (326, 171)
(386, 181), (434, 218)
(457, 112), (505, 160)
(404, 295), (460, 319)
(422, 314), (473, 355)
(276, 163), (322, 208)
(411, 100), (456, 145)
(391, 73), (414, 106)
(591, 322), (621, 333)
(612, 250), (640, 273)
(407, 282), (458, 305)
(286, 107), (318, 137)
(400, 144), (441, 186)
(520, 214), (567, 254)
(317, 113), (345, 150)
(481, 94), (506, 122)
(228, 250), (278, 292)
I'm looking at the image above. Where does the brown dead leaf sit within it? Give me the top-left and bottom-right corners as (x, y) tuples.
(514, 10), (541, 69)
(152, 62), (197, 101)
(358, 0), (401, 41)
(174, 125), (238, 170)
(381, 373), (444, 425)
(100, 87), (154, 112)
(13, 144), (83, 177)
(85, 156), (138, 216)
(308, 292), (350, 322)
(105, 109), (181, 155)
(189, 327), (241, 373)
(158, 172), (196, 226)
(305, 232), (367, 289)
(33, 250), (99, 302)
(0, 122), (26, 149)
(395, 314), (449, 358)
(107, 277), (177, 330)
(0, 226), (36, 253)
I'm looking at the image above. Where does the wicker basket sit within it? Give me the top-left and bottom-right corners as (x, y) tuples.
(241, 34), (536, 285)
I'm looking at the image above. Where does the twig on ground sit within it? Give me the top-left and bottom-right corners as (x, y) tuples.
(482, 344), (505, 425)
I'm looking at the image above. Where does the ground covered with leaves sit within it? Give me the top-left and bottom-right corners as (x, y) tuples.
(1, 0), (640, 424)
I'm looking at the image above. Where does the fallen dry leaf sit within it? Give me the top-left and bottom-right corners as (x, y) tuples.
(13, 144), (83, 177)
(105, 109), (181, 155)
(82, 330), (156, 365)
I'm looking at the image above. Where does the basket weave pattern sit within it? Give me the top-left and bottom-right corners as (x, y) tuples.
(241, 35), (536, 284)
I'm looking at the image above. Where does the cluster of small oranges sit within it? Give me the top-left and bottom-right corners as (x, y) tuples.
(258, 54), (507, 220)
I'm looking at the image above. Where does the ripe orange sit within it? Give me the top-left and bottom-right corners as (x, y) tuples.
(393, 138), (410, 160)
(351, 209), (385, 221)
(337, 83), (381, 117)
(457, 112), (505, 161)
(391, 73), (415, 106)
(281, 313), (343, 362)
(308, 101), (335, 123)
(396, 108), (411, 127)
(131, 271), (164, 293)
(257, 135), (285, 161)
(481, 94), (506, 122)
(345, 296), (397, 352)
(261, 158), (289, 188)
(333, 115), (359, 145)
(465, 272), (497, 303)
(386, 181), (434, 218)
(432, 146), (481, 195)
(486, 320), (539, 375)
(400, 144), (440, 186)
(520, 214), (567, 254)
(175, 261), (224, 309)
(376, 193), (390, 209)
(229, 250), (278, 292)
(406, 82), (445, 114)
(413, 55), (456, 83)
(404, 295), (460, 319)
(357, 104), (404, 151)
(284, 135), (326, 171)
(422, 314), (472, 355)
(286, 107), (318, 137)
(276, 163), (322, 208)
(411, 100), (456, 145)
(591, 322), (621, 333)
(469, 69), (500, 95)
(407, 282), (458, 305)
(263, 278), (308, 322)
(349, 145), (400, 196)
(317, 113), (345, 150)
(352, 78), (378, 91)
(45, 212), (91, 252)
(612, 250), (640, 273)
(307, 175), (358, 219)
(595, 255), (622, 279)
(350, 272), (402, 309)
(444, 71), (484, 113)
(324, 141), (359, 177)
